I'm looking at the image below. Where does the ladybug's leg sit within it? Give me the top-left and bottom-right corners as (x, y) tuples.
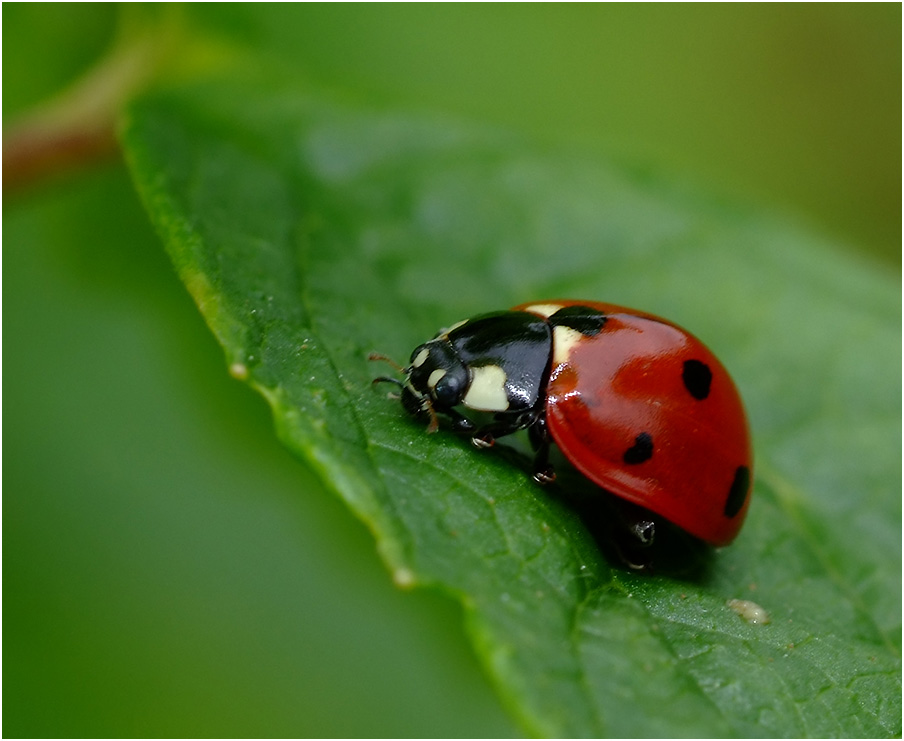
(609, 502), (658, 571)
(527, 413), (556, 485)
(470, 416), (526, 448)
(470, 408), (555, 483)
(470, 409), (540, 448)
(440, 406), (477, 434)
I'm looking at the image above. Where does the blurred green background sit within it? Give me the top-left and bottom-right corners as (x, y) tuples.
(4, 5), (900, 737)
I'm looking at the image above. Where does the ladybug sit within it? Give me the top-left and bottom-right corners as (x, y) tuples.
(371, 300), (752, 547)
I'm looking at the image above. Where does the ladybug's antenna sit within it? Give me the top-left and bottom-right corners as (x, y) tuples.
(368, 352), (407, 396)
(368, 353), (439, 434)
(368, 352), (406, 373)
(371, 375), (405, 390)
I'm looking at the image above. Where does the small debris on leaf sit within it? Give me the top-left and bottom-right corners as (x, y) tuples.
(727, 598), (770, 625)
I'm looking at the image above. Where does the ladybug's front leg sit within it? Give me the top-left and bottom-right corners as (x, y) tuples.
(442, 407), (477, 434)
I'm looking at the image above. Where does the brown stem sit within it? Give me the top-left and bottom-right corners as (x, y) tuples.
(3, 31), (161, 195)
(3, 119), (120, 192)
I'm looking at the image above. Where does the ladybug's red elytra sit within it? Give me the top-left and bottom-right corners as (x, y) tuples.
(371, 300), (752, 547)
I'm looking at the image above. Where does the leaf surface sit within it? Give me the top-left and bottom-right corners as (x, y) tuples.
(122, 76), (901, 737)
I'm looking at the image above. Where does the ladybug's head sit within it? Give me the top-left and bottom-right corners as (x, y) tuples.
(369, 338), (470, 433)
(405, 340), (470, 411)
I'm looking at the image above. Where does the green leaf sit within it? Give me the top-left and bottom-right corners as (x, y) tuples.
(122, 75), (901, 737)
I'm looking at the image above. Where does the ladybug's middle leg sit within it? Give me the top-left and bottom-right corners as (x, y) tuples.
(526, 412), (556, 485)
(468, 408), (555, 484)
(469, 414), (531, 448)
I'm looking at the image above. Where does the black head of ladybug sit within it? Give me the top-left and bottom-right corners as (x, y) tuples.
(405, 339), (471, 411)
(370, 339), (475, 434)
(371, 335), (474, 433)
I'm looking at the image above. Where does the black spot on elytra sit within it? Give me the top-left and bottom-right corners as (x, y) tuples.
(724, 465), (750, 518)
(549, 305), (608, 336)
(623, 432), (654, 464)
(682, 359), (712, 400)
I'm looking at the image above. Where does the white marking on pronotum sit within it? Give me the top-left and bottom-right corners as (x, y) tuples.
(439, 319), (468, 337)
(463, 365), (509, 411)
(427, 368), (447, 389)
(523, 303), (563, 318)
(552, 325), (584, 366)
(727, 599), (770, 625)
(412, 347), (429, 367)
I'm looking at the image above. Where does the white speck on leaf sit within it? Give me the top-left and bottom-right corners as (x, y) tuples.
(393, 568), (415, 588)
